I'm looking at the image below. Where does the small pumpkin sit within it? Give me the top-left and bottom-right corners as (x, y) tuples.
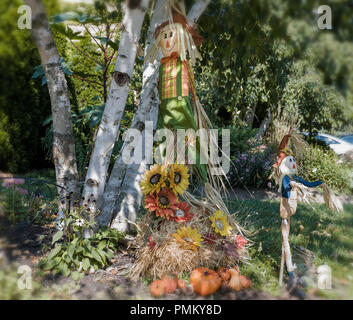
(239, 275), (252, 289)
(161, 272), (178, 294)
(182, 284), (194, 296)
(177, 279), (186, 289)
(190, 267), (221, 296)
(217, 267), (231, 284)
(150, 280), (165, 297)
(228, 268), (242, 291)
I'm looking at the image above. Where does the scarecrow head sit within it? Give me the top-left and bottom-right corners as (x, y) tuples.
(146, 0), (203, 64)
(274, 134), (298, 176)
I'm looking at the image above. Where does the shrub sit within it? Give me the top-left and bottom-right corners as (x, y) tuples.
(228, 144), (275, 189)
(0, 177), (57, 224)
(0, 0), (54, 173)
(38, 208), (125, 279)
(297, 145), (351, 193)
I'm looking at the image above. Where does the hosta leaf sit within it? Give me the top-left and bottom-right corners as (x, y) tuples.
(52, 230), (63, 244)
(72, 271), (84, 281)
(47, 244), (62, 260)
(82, 258), (90, 271)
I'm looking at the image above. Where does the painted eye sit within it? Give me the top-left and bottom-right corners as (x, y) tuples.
(164, 33), (167, 39)
(170, 31), (173, 37)
(289, 158), (292, 162)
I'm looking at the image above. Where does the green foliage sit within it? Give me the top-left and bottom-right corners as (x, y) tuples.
(196, 0), (352, 133)
(298, 145), (351, 193)
(226, 126), (258, 155)
(0, 0), (53, 172)
(38, 208), (125, 278)
(0, 180), (57, 225)
(228, 143), (274, 189)
(0, 263), (43, 300)
(224, 126), (274, 189)
(39, 1), (142, 178)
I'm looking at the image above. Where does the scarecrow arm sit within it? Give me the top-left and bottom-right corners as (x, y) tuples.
(292, 175), (323, 188)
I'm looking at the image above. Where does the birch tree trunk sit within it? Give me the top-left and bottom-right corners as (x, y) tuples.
(100, 0), (211, 232)
(254, 107), (273, 142)
(244, 104), (257, 127)
(98, 0), (165, 231)
(81, 0), (150, 215)
(25, 0), (79, 211)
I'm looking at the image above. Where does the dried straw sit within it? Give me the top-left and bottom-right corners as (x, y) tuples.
(290, 180), (343, 213)
(321, 183), (343, 212)
(128, 191), (250, 281)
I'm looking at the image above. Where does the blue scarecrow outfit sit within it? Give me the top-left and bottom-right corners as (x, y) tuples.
(273, 134), (342, 286)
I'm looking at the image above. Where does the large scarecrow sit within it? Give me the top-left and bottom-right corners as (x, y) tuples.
(129, 1), (248, 280)
(273, 133), (342, 286)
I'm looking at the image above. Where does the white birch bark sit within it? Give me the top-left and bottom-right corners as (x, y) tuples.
(254, 107), (273, 142)
(25, 0), (79, 211)
(98, 0), (165, 231)
(81, 0), (150, 215)
(101, 0), (211, 232)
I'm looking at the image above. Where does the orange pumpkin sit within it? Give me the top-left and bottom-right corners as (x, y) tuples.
(161, 272), (178, 294)
(228, 268), (242, 291)
(182, 284), (194, 296)
(239, 275), (252, 289)
(217, 267), (231, 284)
(190, 267), (221, 296)
(150, 280), (165, 297)
(177, 279), (186, 289)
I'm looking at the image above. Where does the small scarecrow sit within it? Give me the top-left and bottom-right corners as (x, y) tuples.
(273, 133), (343, 286)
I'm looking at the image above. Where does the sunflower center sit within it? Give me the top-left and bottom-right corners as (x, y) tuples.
(216, 220), (224, 230)
(150, 174), (161, 185)
(158, 195), (170, 208)
(174, 172), (181, 184)
(175, 209), (185, 217)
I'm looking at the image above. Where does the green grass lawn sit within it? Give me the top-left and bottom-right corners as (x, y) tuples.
(228, 199), (353, 299)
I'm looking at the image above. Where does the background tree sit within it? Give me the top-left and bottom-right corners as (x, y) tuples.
(25, 0), (80, 210)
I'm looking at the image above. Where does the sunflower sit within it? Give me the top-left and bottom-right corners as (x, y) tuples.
(172, 226), (203, 251)
(168, 164), (190, 195)
(209, 210), (233, 237)
(173, 202), (193, 223)
(140, 164), (167, 195)
(145, 188), (179, 220)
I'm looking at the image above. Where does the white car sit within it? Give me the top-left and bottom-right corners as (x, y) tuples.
(302, 132), (353, 156)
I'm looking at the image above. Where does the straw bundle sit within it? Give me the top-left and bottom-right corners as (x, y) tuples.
(129, 191), (249, 281)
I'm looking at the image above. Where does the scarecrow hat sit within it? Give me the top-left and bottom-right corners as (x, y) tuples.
(273, 134), (294, 168)
(146, 0), (203, 64)
(154, 0), (203, 47)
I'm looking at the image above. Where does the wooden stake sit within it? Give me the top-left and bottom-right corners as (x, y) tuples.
(279, 242), (285, 286)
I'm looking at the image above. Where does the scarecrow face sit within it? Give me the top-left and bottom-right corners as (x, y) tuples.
(159, 25), (180, 57)
(279, 155), (298, 176)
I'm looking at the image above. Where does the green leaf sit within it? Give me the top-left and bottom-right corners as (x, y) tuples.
(56, 261), (70, 277)
(82, 258), (90, 271)
(53, 11), (81, 24)
(72, 271), (84, 281)
(42, 115), (52, 126)
(47, 244), (62, 260)
(52, 230), (64, 244)
(41, 76), (47, 86)
(40, 257), (61, 271)
(32, 65), (44, 79)
(91, 248), (103, 264)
